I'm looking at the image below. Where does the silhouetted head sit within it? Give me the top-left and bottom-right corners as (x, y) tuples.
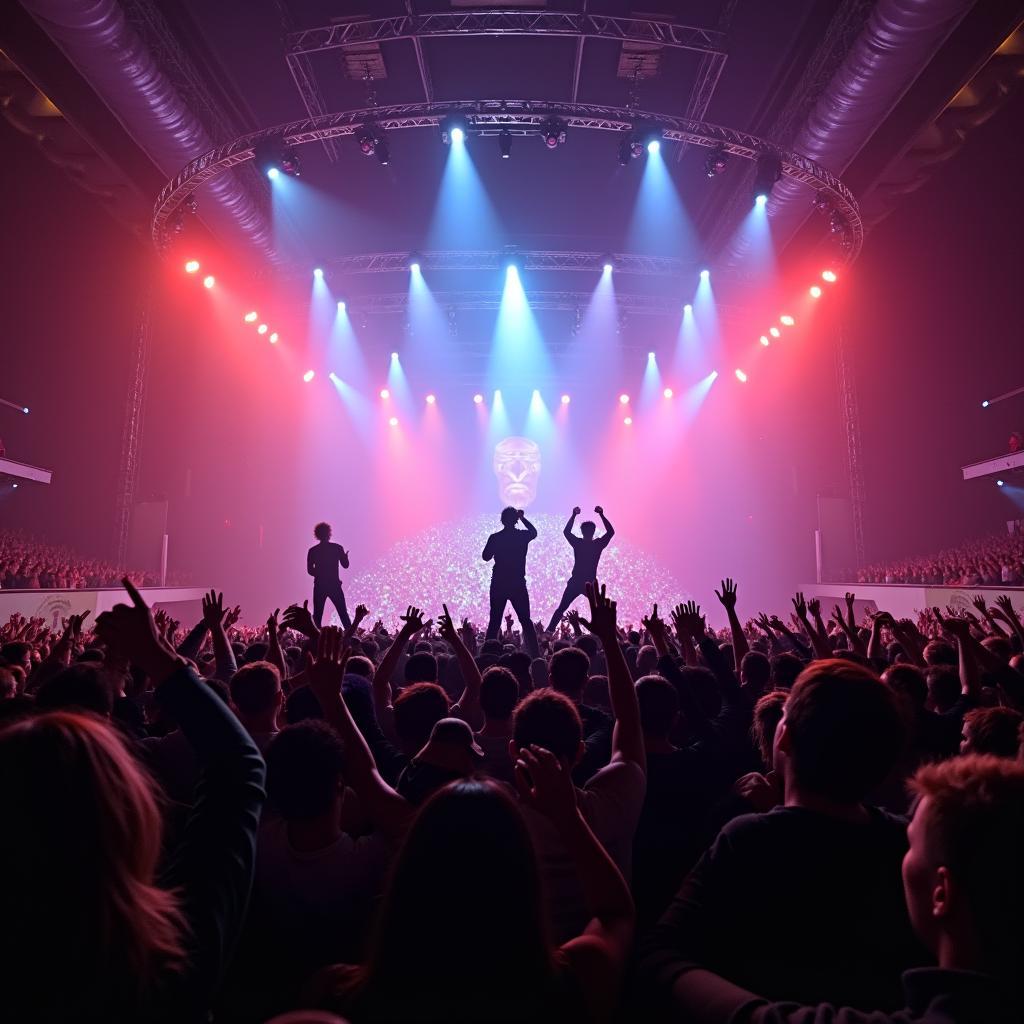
(636, 674), (678, 740)
(313, 522), (332, 541)
(960, 706), (1024, 758)
(549, 646), (590, 702)
(580, 520), (597, 539)
(511, 688), (583, 765)
(500, 506), (519, 528)
(393, 682), (450, 754)
(266, 720), (345, 820)
(480, 666), (520, 722)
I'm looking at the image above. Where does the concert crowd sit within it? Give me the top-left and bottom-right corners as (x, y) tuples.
(856, 530), (1024, 586)
(1, 521), (1023, 1022)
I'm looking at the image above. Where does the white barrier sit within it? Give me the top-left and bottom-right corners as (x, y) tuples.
(802, 584), (1024, 621)
(0, 588), (208, 632)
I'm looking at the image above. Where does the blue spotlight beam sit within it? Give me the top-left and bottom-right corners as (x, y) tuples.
(626, 144), (698, 257)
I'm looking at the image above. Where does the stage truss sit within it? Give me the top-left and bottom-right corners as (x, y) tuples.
(151, 101), (862, 262)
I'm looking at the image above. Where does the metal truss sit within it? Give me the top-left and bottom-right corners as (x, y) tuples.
(115, 284), (152, 568)
(334, 291), (737, 319)
(152, 102), (861, 261)
(285, 12), (725, 59)
(268, 250), (690, 280)
(835, 318), (866, 568)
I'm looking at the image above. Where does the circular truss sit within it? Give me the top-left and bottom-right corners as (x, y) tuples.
(152, 100), (863, 261)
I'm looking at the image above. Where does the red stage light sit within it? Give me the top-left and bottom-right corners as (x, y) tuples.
(389, 416), (399, 426)
(426, 394), (436, 404)
(623, 416), (633, 425)
(244, 311), (258, 322)
(760, 335), (770, 346)
(809, 285), (822, 298)
(184, 259), (200, 274)
(380, 388), (390, 399)
(780, 314), (795, 326)
(769, 326), (780, 338)
(303, 370), (315, 382)
(822, 269), (838, 283)
(663, 387), (673, 398)
(269, 332), (279, 344)
(735, 369), (748, 383)
(619, 393), (630, 404)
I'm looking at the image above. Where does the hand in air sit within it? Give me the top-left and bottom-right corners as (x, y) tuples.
(641, 603), (668, 649)
(201, 590), (226, 629)
(306, 626), (351, 708)
(438, 603), (459, 645)
(580, 581), (618, 642)
(94, 578), (170, 667)
(572, 506), (581, 516)
(400, 605), (432, 636)
(714, 577), (738, 611)
(671, 601), (706, 641)
(594, 505), (604, 515)
(514, 745), (577, 823)
(792, 592), (808, 619)
(282, 600), (317, 638)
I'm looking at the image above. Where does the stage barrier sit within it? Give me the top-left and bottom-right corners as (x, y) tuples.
(802, 584), (1024, 621)
(0, 587), (207, 631)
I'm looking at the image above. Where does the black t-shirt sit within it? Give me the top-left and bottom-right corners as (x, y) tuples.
(642, 805), (929, 1012)
(568, 534), (611, 581)
(484, 528), (534, 581)
(308, 542), (346, 583)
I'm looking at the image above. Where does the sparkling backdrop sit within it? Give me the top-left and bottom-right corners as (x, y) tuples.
(347, 512), (688, 630)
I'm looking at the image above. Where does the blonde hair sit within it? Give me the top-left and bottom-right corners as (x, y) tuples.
(0, 712), (187, 1015)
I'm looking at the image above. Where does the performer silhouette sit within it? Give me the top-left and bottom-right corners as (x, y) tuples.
(307, 522), (351, 629)
(546, 506), (615, 632)
(482, 507), (539, 658)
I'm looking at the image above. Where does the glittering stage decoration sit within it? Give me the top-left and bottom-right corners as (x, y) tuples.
(348, 513), (688, 630)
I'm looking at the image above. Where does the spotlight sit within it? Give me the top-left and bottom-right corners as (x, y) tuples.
(473, 393), (483, 404)
(269, 332), (279, 343)
(561, 394), (570, 405)
(357, 124), (389, 165)
(619, 394), (630, 404)
(630, 139), (645, 159)
(532, 389), (541, 399)
(303, 370), (315, 382)
(648, 351), (656, 360)
(503, 247), (521, 273)
(982, 400), (990, 408)
(253, 139), (300, 178)
(541, 119), (567, 149)
(735, 369), (748, 383)
(391, 351), (399, 360)
(997, 479), (1005, 487)
(623, 416), (633, 426)
(408, 252), (422, 272)
(752, 153), (782, 203)
(663, 387), (673, 398)
(329, 372), (340, 383)
(426, 394), (436, 405)
(244, 311), (258, 323)
(809, 285), (822, 298)
(699, 269), (710, 281)
(499, 130), (512, 159)
(780, 315), (795, 326)
(22, 407), (29, 414)
(821, 269), (838, 282)
(184, 259), (200, 274)
(754, 193), (768, 207)
(337, 300), (346, 311)
(389, 416), (399, 427)
(202, 275), (215, 289)
(600, 254), (615, 273)
(647, 139), (661, 155)
(769, 327), (780, 338)
(313, 267), (324, 279)
(760, 335), (770, 346)
(683, 303), (693, 314)
(441, 114), (469, 145)
(11, 483), (17, 489)
(704, 147), (729, 178)
(380, 389), (390, 399)
(257, 324), (268, 335)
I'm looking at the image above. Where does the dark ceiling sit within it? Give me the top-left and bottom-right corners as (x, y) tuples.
(2, 0), (1023, 272)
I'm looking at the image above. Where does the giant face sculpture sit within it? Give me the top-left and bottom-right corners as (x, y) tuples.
(493, 436), (541, 508)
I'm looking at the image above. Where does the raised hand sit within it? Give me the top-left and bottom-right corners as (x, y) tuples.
(353, 603), (370, 625)
(792, 592), (808, 619)
(993, 594), (1021, 622)
(641, 603), (668, 650)
(671, 600), (706, 641)
(807, 597), (822, 619)
(572, 506), (581, 516)
(266, 608), (281, 637)
(934, 607), (972, 641)
(224, 605), (242, 630)
(594, 505), (604, 515)
(201, 589), (226, 629)
(845, 592), (856, 611)
(715, 577), (738, 610)
(282, 599), (317, 638)
(580, 580), (618, 642)
(438, 603), (459, 645)
(306, 625), (351, 708)
(399, 605), (431, 636)
(505, 613), (514, 630)
(514, 745), (577, 822)
(94, 578), (170, 668)
(566, 608), (583, 634)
